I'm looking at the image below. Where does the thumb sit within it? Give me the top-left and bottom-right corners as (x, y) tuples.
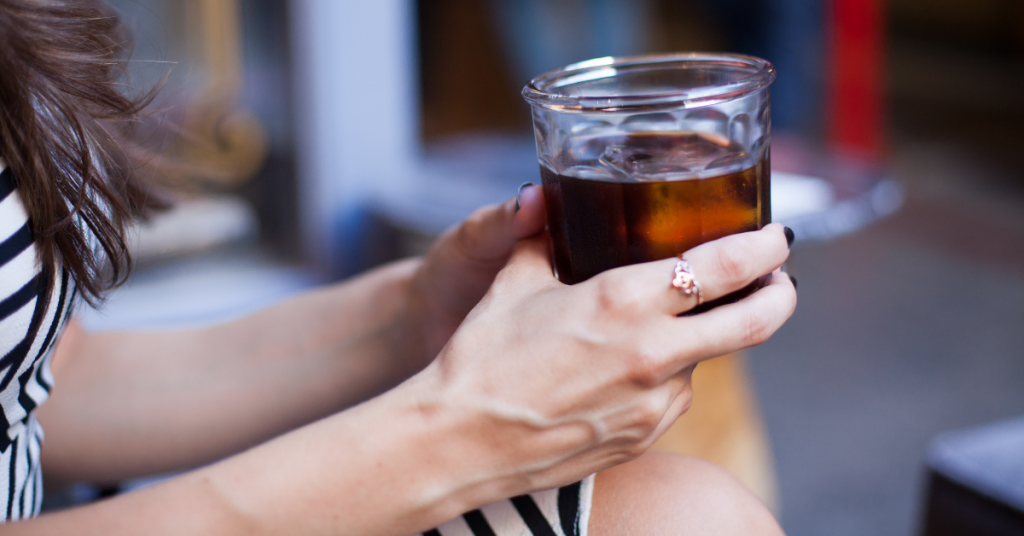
(439, 184), (545, 267)
(512, 183), (546, 239)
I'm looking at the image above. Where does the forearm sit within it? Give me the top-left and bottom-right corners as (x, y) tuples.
(39, 258), (430, 485)
(21, 374), (513, 536)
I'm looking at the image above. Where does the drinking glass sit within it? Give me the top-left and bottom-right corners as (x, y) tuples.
(523, 53), (776, 288)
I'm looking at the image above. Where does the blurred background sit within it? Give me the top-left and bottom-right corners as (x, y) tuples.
(67, 0), (1024, 534)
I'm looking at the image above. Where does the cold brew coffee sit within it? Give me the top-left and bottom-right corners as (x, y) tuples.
(542, 130), (769, 285)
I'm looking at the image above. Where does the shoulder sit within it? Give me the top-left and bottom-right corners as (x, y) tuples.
(1, 161), (44, 321)
(0, 162), (36, 278)
(0, 159), (74, 387)
(1, 161), (83, 312)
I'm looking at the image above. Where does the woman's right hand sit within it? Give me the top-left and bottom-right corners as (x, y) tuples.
(409, 223), (796, 505)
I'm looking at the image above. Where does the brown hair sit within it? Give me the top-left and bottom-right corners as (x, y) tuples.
(0, 0), (166, 305)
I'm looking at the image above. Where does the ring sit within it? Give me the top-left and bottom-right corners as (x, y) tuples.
(671, 256), (703, 305)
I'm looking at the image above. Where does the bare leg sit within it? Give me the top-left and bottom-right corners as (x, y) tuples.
(589, 452), (784, 536)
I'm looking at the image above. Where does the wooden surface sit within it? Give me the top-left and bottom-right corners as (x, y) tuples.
(651, 351), (779, 512)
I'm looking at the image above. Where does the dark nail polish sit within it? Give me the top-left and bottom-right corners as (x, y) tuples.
(516, 182), (534, 212)
(784, 226), (795, 248)
(788, 274), (798, 290)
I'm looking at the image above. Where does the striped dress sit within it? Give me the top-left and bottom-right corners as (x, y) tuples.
(423, 475), (594, 536)
(0, 163), (75, 520)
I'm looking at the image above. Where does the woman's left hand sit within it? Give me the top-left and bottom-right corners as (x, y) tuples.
(406, 184), (546, 363)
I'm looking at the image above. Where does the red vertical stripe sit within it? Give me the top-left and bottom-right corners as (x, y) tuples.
(828, 0), (886, 160)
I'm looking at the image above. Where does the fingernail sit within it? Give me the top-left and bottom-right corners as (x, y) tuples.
(784, 226), (795, 248)
(516, 182), (534, 212)
(788, 274), (798, 290)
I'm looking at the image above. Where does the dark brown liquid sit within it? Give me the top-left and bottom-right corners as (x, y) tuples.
(542, 131), (770, 286)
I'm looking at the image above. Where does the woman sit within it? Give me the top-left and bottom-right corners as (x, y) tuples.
(0, 0), (797, 534)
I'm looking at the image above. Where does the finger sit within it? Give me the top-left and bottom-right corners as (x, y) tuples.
(512, 183), (546, 239)
(672, 270), (797, 364)
(589, 224), (791, 315)
(594, 368), (691, 454)
(432, 184), (546, 271)
(681, 223), (791, 304)
(436, 200), (518, 270)
(627, 272), (796, 382)
(646, 366), (695, 444)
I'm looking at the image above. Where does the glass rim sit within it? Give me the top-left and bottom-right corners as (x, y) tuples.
(522, 52), (776, 113)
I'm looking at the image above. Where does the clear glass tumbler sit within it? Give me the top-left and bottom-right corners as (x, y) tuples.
(523, 53), (776, 286)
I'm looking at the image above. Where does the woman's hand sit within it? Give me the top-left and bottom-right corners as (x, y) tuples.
(36, 185), (548, 489)
(25, 213), (794, 536)
(408, 223), (797, 506)
(405, 184), (547, 364)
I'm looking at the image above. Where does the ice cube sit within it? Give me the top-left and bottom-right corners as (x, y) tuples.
(564, 164), (620, 181)
(597, 144), (634, 174)
(598, 144), (693, 181)
(704, 150), (752, 174)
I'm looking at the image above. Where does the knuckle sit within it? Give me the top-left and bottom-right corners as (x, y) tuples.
(593, 275), (619, 312)
(624, 442), (649, 461)
(678, 394), (694, 418)
(635, 397), (666, 431)
(785, 284), (799, 314)
(457, 209), (486, 240)
(626, 346), (664, 387)
(677, 383), (694, 415)
(593, 271), (639, 314)
(465, 205), (490, 228)
(637, 430), (662, 453)
(712, 242), (752, 283)
(453, 207), (503, 263)
(742, 306), (774, 347)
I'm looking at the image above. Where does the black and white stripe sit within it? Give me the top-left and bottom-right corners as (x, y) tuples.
(422, 475), (593, 536)
(0, 164), (76, 520)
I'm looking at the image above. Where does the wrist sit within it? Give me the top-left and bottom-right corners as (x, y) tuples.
(190, 373), (500, 535)
(391, 368), (528, 522)
(334, 370), (529, 532)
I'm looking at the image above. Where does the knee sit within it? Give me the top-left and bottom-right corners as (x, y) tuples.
(588, 452), (784, 536)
